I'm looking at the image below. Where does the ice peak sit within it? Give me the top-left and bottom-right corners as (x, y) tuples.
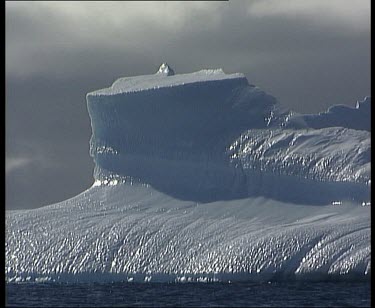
(356, 96), (371, 109)
(157, 62), (175, 76)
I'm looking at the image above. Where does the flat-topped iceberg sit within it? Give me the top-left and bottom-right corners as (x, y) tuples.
(6, 64), (371, 283)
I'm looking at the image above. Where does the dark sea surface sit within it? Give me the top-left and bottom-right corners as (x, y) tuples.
(6, 281), (371, 307)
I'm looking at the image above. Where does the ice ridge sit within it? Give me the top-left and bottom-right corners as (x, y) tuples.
(284, 96), (371, 132)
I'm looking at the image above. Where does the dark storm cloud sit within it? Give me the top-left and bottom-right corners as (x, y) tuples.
(6, 1), (370, 209)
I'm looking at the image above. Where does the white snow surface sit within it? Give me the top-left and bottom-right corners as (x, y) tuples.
(6, 65), (371, 283)
(6, 184), (370, 283)
(87, 67), (245, 96)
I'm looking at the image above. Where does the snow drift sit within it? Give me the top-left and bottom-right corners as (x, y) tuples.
(6, 63), (371, 283)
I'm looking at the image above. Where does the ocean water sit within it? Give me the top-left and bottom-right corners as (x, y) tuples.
(6, 281), (371, 307)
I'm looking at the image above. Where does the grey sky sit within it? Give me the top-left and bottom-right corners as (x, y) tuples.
(6, 1), (370, 209)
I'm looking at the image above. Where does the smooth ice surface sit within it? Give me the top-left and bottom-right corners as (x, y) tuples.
(6, 64), (371, 283)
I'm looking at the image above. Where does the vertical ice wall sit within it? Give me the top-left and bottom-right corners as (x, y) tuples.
(86, 65), (370, 204)
(87, 66), (277, 201)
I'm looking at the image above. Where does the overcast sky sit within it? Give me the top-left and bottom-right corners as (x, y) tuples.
(6, 1), (370, 210)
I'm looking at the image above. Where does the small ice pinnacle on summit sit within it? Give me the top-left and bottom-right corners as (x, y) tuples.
(157, 62), (175, 76)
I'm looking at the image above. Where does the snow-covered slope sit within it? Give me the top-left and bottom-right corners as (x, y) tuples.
(6, 184), (370, 283)
(6, 64), (371, 283)
(228, 127), (370, 204)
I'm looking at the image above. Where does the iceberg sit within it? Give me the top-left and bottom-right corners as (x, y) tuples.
(6, 63), (370, 283)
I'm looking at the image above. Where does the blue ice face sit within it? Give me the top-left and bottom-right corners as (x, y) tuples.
(86, 71), (274, 202)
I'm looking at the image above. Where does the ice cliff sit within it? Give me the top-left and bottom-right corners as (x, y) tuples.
(86, 63), (370, 204)
(6, 64), (371, 283)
